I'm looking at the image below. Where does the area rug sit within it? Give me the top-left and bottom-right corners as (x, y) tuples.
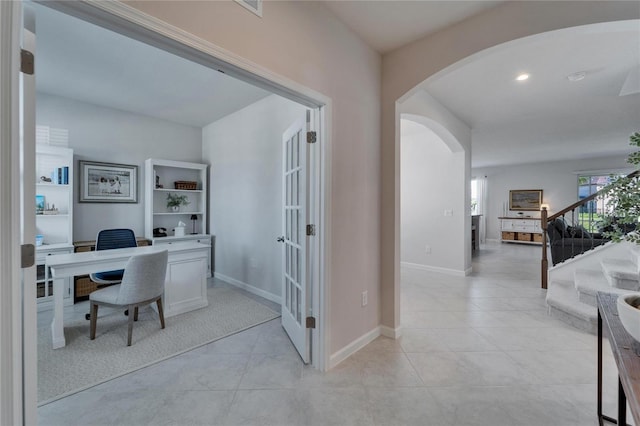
(38, 287), (279, 404)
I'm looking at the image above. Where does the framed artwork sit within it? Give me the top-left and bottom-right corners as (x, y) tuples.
(79, 160), (138, 203)
(509, 189), (543, 211)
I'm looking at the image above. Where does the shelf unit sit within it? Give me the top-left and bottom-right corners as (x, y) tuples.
(499, 216), (543, 245)
(35, 145), (74, 309)
(145, 158), (212, 276)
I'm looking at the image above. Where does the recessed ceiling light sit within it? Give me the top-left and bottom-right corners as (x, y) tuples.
(567, 71), (587, 82)
(516, 73), (530, 81)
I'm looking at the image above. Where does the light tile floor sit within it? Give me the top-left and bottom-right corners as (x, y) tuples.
(38, 242), (632, 425)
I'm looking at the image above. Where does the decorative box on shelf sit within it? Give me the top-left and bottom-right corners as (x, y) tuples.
(174, 180), (197, 190)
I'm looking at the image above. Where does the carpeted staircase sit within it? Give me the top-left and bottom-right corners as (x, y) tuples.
(546, 244), (640, 334)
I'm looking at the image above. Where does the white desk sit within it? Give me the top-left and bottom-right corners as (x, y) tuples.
(46, 242), (209, 349)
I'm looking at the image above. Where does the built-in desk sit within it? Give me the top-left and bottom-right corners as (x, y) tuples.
(46, 242), (209, 349)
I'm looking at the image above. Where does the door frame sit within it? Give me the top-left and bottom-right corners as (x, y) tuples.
(3, 3), (331, 418)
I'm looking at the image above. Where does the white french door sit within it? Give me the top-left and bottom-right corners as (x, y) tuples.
(280, 114), (310, 363)
(0, 2), (37, 423)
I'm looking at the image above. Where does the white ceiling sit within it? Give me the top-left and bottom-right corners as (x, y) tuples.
(323, 0), (503, 54)
(424, 21), (640, 168)
(33, 2), (640, 169)
(34, 4), (271, 128)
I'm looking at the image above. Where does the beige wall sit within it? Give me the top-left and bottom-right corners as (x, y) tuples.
(125, 1), (382, 355)
(381, 2), (640, 330)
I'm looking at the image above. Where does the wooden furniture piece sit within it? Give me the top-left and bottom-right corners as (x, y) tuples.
(46, 242), (208, 348)
(145, 158), (212, 277)
(597, 292), (640, 426)
(35, 145), (74, 310)
(73, 237), (149, 301)
(499, 216), (543, 245)
(471, 215), (481, 251)
(90, 250), (168, 346)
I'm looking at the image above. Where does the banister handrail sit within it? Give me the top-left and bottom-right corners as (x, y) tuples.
(541, 169), (639, 289)
(548, 170), (639, 222)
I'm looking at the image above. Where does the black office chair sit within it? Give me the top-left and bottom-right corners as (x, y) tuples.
(85, 228), (137, 320)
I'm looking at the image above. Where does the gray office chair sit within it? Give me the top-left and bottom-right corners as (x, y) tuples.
(89, 250), (168, 346)
(85, 228), (137, 321)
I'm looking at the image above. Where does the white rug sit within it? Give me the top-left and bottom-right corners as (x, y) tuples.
(38, 287), (279, 404)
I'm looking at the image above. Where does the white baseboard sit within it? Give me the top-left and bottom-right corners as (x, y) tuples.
(329, 326), (380, 369)
(380, 325), (402, 339)
(401, 261), (467, 277)
(485, 238), (499, 243)
(214, 272), (281, 305)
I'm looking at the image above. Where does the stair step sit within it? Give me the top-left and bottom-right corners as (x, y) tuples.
(601, 258), (639, 290)
(574, 269), (632, 307)
(546, 279), (597, 333)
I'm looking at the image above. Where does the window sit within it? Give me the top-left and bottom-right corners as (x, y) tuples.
(471, 178), (479, 215)
(577, 173), (623, 231)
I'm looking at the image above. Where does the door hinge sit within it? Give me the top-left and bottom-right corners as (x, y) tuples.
(306, 316), (316, 329)
(21, 244), (35, 268)
(306, 224), (316, 236)
(21, 49), (34, 75)
(306, 131), (317, 144)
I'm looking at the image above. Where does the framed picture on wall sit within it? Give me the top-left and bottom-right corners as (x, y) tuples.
(79, 160), (138, 203)
(509, 189), (543, 211)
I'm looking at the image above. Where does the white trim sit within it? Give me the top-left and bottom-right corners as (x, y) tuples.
(43, 0), (331, 370)
(486, 238), (500, 243)
(380, 325), (402, 339)
(329, 326), (380, 369)
(0, 1), (24, 423)
(214, 272), (281, 305)
(401, 261), (468, 277)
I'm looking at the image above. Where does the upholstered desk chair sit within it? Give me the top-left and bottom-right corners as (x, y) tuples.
(89, 250), (168, 346)
(85, 229), (137, 320)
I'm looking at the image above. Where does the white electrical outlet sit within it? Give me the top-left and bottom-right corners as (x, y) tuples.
(444, 209), (453, 217)
(425, 245), (431, 254)
(361, 291), (368, 307)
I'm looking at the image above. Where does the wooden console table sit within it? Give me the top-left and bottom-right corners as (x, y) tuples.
(597, 292), (640, 426)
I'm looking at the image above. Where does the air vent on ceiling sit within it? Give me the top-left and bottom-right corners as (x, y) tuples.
(234, 0), (262, 17)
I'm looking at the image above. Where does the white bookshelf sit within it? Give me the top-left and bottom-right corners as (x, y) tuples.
(35, 145), (74, 309)
(145, 158), (212, 276)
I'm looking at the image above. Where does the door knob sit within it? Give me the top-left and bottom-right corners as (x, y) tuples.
(276, 236), (285, 243)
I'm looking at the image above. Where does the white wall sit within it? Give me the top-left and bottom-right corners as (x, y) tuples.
(36, 92), (202, 241)
(401, 119), (467, 274)
(400, 90), (472, 275)
(202, 95), (307, 300)
(128, 0), (382, 355)
(473, 155), (632, 241)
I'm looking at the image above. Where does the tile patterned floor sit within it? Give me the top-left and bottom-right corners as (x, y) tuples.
(38, 243), (632, 425)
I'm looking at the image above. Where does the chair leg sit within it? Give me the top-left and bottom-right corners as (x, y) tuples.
(133, 306), (139, 322)
(127, 304), (135, 346)
(89, 302), (98, 340)
(156, 298), (165, 329)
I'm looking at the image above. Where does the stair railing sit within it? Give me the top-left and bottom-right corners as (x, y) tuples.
(541, 170), (639, 289)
